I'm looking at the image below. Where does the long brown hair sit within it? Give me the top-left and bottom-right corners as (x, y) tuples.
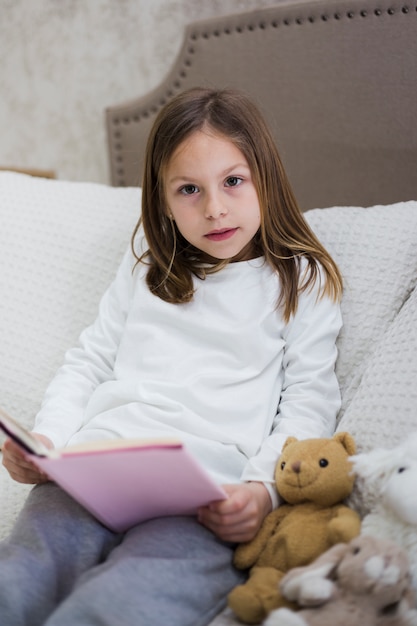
(131, 87), (342, 321)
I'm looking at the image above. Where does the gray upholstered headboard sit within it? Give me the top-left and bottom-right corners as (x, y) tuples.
(105, 0), (417, 211)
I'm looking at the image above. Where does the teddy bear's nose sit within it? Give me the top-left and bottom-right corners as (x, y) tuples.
(291, 461), (301, 473)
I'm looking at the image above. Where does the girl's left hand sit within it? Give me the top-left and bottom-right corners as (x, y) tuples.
(2, 434), (53, 484)
(197, 481), (272, 543)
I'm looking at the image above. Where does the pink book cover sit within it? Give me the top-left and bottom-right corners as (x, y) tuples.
(0, 410), (227, 532)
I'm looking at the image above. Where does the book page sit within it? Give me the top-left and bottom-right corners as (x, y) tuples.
(57, 437), (183, 457)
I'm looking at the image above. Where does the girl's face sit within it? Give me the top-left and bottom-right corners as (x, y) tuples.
(164, 129), (261, 262)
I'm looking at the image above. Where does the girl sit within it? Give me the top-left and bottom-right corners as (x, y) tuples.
(1, 87), (342, 626)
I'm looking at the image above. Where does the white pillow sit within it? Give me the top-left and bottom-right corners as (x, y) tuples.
(339, 283), (417, 516)
(0, 172), (140, 430)
(305, 202), (417, 421)
(338, 282), (417, 448)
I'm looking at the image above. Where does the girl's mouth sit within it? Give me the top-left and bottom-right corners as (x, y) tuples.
(205, 228), (238, 242)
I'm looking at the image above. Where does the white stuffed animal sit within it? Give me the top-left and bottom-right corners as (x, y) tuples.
(350, 433), (417, 591)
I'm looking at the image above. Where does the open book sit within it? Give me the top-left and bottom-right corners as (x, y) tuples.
(0, 409), (227, 532)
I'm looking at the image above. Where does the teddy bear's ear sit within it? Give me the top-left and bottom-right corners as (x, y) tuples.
(333, 432), (356, 456)
(282, 436), (298, 451)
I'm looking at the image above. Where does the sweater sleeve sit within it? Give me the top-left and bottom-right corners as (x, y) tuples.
(32, 248), (135, 448)
(241, 276), (342, 507)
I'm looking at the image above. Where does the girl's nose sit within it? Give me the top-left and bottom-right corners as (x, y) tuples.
(204, 193), (227, 220)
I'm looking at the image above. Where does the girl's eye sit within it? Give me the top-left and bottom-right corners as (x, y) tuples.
(180, 184), (198, 195)
(225, 176), (242, 188)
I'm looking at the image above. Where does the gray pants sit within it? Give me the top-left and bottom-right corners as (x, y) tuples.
(0, 483), (246, 626)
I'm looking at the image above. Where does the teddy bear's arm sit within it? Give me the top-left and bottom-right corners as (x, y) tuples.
(280, 543), (348, 606)
(233, 507), (288, 570)
(328, 505), (361, 545)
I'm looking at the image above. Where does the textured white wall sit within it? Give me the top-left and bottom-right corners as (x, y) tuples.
(0, 0), (283, 184)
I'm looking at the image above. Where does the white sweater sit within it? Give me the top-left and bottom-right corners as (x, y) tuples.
(34, 246), (342, 506)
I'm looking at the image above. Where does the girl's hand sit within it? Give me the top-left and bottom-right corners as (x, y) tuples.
(197, 481), (272, 543)
(2, 434), (53, 484)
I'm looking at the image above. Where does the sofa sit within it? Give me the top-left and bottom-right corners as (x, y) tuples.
(1, 0), (417, 623)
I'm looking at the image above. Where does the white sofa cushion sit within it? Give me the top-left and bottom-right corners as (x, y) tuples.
(338, 283), (417, 451)
(337, 284), (417, 516)
(305, 203), (417, 422)
(0, 172), (140, 428)
(306, 202), (417, 516)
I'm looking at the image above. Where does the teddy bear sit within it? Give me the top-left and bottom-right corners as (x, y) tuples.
(262, 535), (417, 626)
(350, 433), (417, 592)
(227, 432), (361, 624)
